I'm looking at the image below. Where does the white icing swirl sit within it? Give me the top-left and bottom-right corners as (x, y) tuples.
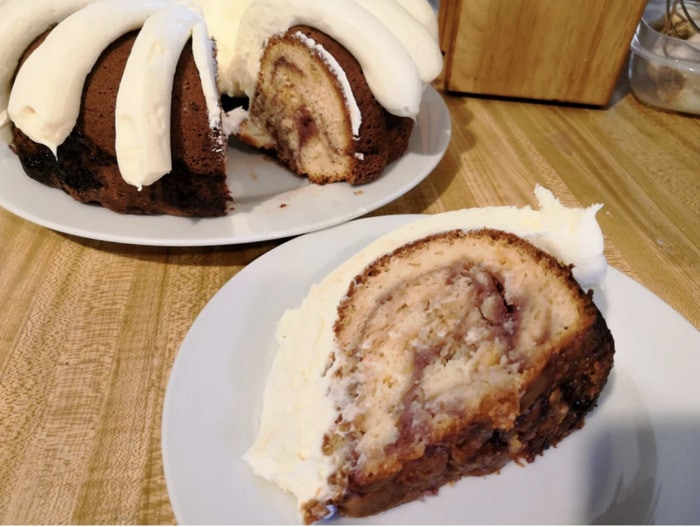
(0, 0), (96, 143)
(115, 5), (219, 189)
(352, 0), (442, 85)
(230, 0), (432, 118)
(194, 0), (254, 97)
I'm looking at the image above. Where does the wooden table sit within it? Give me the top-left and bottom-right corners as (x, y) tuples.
(1, 71), (698, 523)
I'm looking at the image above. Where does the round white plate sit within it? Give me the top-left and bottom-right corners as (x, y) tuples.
(162, 215), (700, 524)
(0, 87), (450, 247)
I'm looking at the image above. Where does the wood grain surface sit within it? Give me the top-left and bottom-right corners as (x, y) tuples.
(0, 73), (698, 523)
(439, 0), (648, 104)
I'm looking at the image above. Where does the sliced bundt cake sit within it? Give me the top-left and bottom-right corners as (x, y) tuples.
(0, 0), (443, 216)
(228, 0), (442, 185)
(322, 228), (614, 520)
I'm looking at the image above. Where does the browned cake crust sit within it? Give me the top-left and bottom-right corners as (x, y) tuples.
(10, 31), (231, 217)
(237, 25), (414, 185)
(305, 228), (614, 522)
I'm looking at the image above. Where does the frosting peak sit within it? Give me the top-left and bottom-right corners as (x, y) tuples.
(115, 4), (220, 189)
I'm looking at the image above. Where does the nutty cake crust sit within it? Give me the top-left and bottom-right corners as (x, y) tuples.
(304, 228), (614, 522)
(11, 31), (231, 217)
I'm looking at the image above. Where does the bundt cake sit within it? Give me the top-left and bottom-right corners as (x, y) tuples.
(0, 0), (443, 216)
(244, 187), (615, 523)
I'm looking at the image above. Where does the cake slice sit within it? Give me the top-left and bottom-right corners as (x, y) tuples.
(244, 187), (615, 523)
(323, 228), (614, 519)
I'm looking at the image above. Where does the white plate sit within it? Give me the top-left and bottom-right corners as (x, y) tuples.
(0, 87), (450, 247)
(162, 215), (700, 524)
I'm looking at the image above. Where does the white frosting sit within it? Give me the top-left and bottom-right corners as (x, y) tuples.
(194, 0), (254, 96)
(244, 186), (607, 519)
(115, 5), (219, 189)
(229, 0), (431, 118)
(221, 106), (248, 137)
(394, 0), (440, 40)
(352, 0), (442, 85)
(0, 0), (96, 143)
(191, 16), (224, 131)
(291, 31), (362, 137)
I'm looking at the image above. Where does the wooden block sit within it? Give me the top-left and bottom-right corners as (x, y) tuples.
(439, 0), (648, 105)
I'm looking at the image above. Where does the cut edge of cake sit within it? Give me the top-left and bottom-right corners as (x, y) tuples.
(315, 227), (614, 521)
(235, 25), (414, 185)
